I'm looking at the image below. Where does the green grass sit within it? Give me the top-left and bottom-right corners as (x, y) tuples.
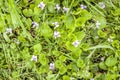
(0, 0), (120, 80)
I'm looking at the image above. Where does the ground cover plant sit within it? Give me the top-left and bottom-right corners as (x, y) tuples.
(0, 0), (120, 80)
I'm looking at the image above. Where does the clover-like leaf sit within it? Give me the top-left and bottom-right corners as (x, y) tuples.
(105, 55), (117, 67)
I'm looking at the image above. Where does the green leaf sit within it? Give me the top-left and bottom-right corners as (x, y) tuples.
(77, 59), (85, 69)
(75, 10), (92, 27)
(71, 49), (82, 59)
(18, 35), (26, 42)
(105, 55), (117, 67)
(59, 55), (67, 62)
(112, 8), (120, 16)
(98, 30), (107, 38)
(23, 9), (33, 17)
(41, 23), (53, 38)
(59, 66), (67, 74)
(80, 43), (90, 51)
(39, 54), (48, 65)
(21, 47), (31, 60)
(55, 60), (63, 69)
(3, 33), (10, 42)
(47, 3), (55, 13)
(86, 44), (114, 51)
(52, 50), (60, 57)
(94, 73), (105, 80)
(62, 75), (70, 80)
(75, 17), (86, 27)
(39, 65), (49, 74)
(99, 62), (107, 70)
(33, 43), (42, 54)
(34, 7), (41, 16)
(65, 14), (75, 31)
(46, 74), (56, 80)
(80, 10), (92, 21)
(75, 31), (85, 41)
(12, 71), (19, 79)
(112, 40), (119, 49)
(115, 50), (120, 58)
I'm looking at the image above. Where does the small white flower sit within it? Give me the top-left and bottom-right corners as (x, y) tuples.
(6, 28), (12, 34)
(72, 40), (80, 47)
(96, 21), (101, 28)
(70, 77), (74, 80)
(49, 62), (55, 70)
(31, 55), (37, 62)
(54, 31), (61, 38)
(38, 2), (45, 10)
(80, 4), (87, 9)
(32, 22), (39, 28)
(90, 78), (94, 80)
(63, 7), (69, 12)
(56, 4), (61, 11)
(53, 22), (59, 29)
(101, 57), (105, 61)
(99, 2), (105, 9)
(108, 38), (113, 42)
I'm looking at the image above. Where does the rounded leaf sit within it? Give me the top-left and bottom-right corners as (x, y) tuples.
(105, 55), (117, 67)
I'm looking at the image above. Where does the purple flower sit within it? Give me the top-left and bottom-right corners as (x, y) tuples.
(56, 4), (61, 11)
(54, 31), (61, 38)
(49, 62), (55, 70)
(38, 2), (45, 10)
(80, 4), (87, 9)
(32, 22), (39, 28)
(72, 40), (80, 47)
(31, 55), (37, 62)
(99, 2), (105, 9)
(63, 7), (69, 12)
